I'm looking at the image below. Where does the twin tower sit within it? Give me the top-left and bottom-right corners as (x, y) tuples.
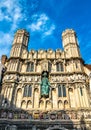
(10, 29), (81, 59)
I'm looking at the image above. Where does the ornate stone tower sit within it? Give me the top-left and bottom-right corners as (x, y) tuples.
(10, 29), (29, 57)
(62, 29), (83, 73)
(7, 30), (29, 72)
(62, 29), (80, 58)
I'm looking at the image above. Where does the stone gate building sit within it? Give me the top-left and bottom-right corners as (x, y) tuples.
(0, 29), (91, 130)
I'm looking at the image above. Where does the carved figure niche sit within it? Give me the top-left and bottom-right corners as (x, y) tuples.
(34, 88), (39, 108)
(68, 88), (75, 108)
(16, 88), (22, 108)
(27, 100), (32, 109)
(58, 100), (63, 109)
(21, 100), (26, 109)
(52, 88), (57, 108)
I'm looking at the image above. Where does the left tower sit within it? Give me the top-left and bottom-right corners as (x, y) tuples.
(7, 29), (29, 72)
(10, 29), (29, 57)
(0, 29), (29, 108)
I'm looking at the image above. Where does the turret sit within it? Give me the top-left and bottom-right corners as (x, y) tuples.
(10, 29), (29, 57)
(7, 29), (29, 72)
(62, 29), (81, 58)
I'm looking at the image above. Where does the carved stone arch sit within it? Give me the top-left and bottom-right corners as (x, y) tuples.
(16, 88), (22, 108)
(21, 100), (26, 109)
(68, 87), (75, 107)
(58, 100), (63, 109)
(34, 88), (39, 92)
(68, 87), (73, 92)
(52, 88), (57, 108)
(46, 100), (52, 109)
(27, 60), (34, 64)
(27, 100), (32, 109)
(56, 59), (64, 64)
(34, 88), (39, 108)
(64, 100), (69, 109)
(52, 87), (56, 91)
(39, 100), (44, 109)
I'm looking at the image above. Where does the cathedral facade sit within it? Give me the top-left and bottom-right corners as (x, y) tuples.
(0, 29), (91, 130)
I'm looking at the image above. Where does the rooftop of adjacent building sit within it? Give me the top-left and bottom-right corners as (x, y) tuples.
(85, 64), (91, 71)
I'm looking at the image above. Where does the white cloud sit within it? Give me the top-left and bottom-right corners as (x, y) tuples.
(28, 13), (56, 37)
(0, 0), (23, 30)
(0, 32), (13, 46)
(44, 24), (55, 36)
(0, 32), (13, 57)
(0, 48), (10, 59)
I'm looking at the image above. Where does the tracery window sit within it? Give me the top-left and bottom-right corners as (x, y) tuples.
(58, 85), (66, 97)
(23, 85), (32, 97)
(56, 62), (64, 72)
(27, 62), (34, 72)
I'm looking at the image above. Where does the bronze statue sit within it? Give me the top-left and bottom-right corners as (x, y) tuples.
(40, 71), (50, 97)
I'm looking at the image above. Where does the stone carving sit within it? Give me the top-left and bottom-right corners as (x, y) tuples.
(40, 71), (50, 97)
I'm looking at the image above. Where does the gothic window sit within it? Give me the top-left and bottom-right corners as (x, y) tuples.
(28, 86), (32, 97)
(23, 85), (32, 97)
(27, 62), (34, 72)
(58, 85), (66, 97)
(56, 62), (64, 72)
(80, 87), (83, 96)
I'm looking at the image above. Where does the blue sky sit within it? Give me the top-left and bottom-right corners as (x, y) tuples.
(0, 0), (91, 64)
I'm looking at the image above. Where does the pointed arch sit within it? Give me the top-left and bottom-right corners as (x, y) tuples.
(34, 88), (39, 108)
(46, 100), (52, 109)
(21, 100), (26, 109)
(64, 100), (69, 109)
(16, 88), (22, 108)
(68, 88), (75, 108)
(39, 100), (44, 109)
(58, 100), (63, 109)
(27, 100), (32, 109)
